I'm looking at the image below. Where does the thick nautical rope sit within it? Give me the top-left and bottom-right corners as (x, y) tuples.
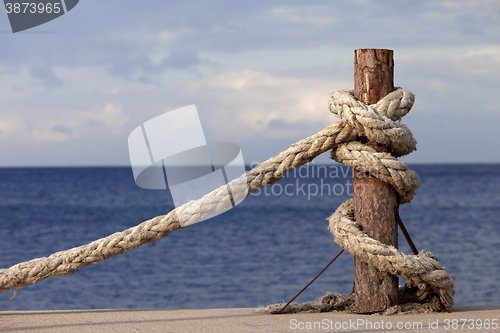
(328, 200), (455, 310)
(327, 89), (455, 309)
(0, 88), (455, 310)
(0, 118), (345, 296)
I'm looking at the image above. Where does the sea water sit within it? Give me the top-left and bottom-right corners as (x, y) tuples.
(0, 164), (498, 310)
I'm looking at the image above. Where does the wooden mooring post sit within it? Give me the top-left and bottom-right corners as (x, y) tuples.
(352, 49), (399, 313)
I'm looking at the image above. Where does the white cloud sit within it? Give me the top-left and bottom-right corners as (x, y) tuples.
(106, 28), (192, 47)
(32, 127), (71, 143)
(147, 49), (170, 66)
(0, 66), (42, 102)
(198, 69), (344, 139)
(0, 101), (129, 146)
(92, 102), (129, 137)
(1, 1), (499, 165)
(53, 65), (128, 94)
(157, 29), (193, 45)
(0, 114), (25, 138)
(267, 6), (334, 28)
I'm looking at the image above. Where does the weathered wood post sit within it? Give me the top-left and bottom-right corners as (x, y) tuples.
(352, 49), (399, 313)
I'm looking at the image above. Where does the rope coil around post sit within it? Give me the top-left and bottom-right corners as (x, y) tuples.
(0, 88), (455, 311)
(263, 88), (455, 314)
(326, 88), (454, 309)
(328, 200), (455, 310)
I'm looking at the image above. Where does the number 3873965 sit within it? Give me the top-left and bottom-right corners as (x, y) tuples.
(5, 3), (62, 14)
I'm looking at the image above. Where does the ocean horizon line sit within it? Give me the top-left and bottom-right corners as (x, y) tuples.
(1, 162), (500, 169)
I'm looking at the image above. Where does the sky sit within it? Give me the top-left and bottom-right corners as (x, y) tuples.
(0, 0), (499, 167)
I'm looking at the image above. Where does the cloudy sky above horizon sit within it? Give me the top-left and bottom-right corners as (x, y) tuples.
(1, 0), (499, 166)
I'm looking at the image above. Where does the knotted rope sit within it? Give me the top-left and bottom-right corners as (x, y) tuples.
(327, 89), (454, 309)
(328, 200), (455, 310)
(0, 88), (455, 310)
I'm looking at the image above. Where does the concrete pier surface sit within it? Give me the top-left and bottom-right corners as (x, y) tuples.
(1, 306), (499, 332)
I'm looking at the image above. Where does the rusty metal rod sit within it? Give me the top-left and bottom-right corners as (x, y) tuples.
(271, 208), (416, 315)
(395, 206), (418, 255)
(270, 249), (344, 314)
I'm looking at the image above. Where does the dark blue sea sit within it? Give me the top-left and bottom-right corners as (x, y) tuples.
(0, 164), (499, 311)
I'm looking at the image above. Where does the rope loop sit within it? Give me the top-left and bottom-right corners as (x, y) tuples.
(327, 88), (455, 309)
(329, 88), (417, 157)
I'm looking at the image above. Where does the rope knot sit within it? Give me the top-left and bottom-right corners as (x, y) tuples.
(327, 88), (455, 310)
(329, 88), (417, 157)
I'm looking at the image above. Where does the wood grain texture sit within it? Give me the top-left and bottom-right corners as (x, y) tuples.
(352, 49), (398, 313)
